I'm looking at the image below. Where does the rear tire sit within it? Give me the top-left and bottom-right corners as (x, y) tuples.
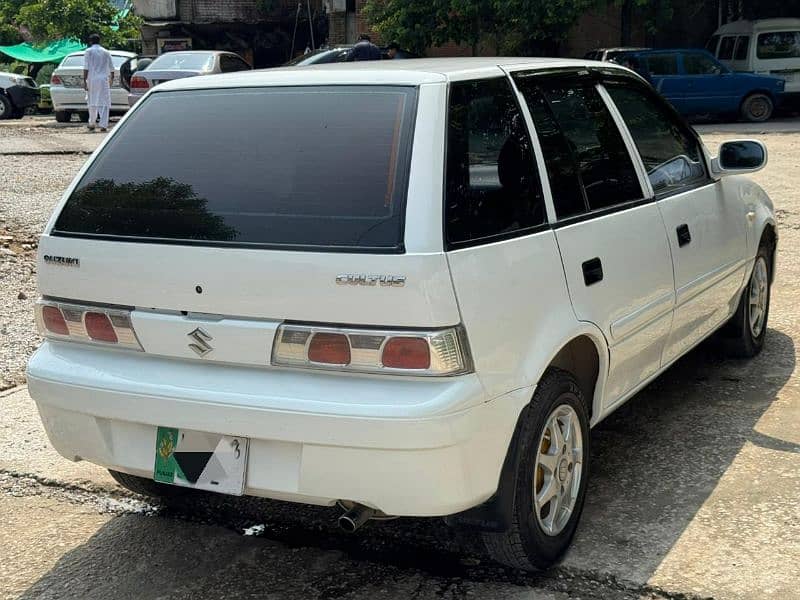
(741, 93), (773, 122)
(108, 469), (188, 501)
(54, 110), (71, 123)
(723, 244), (771, 358)
(78, 111), (90, 123)
(0, 95), (12, 120)
(482, 368), (590, 571)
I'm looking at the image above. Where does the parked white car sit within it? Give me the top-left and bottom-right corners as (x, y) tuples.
(708, 18), (800, 103)
(49, 50), (136, 123)
(27, 58), (777, 570)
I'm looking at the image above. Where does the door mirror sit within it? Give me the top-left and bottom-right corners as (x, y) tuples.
(712, 140), (767, 176)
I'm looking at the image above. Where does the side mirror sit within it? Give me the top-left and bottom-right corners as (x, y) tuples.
(711, 140), (767, 176)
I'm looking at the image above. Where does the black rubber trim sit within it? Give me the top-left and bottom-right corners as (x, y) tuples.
(550, 196), (655, 229)
(445, 223), (551, 251)
(48, 231), (406, 254)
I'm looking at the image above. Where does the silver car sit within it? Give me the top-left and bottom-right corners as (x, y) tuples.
(127, 51), (251, 106)
(50, 50), (136, 123)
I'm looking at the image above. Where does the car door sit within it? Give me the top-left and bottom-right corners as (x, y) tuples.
(603, 77), (748, 365)
(511, 71), (675, 409)
(680, 51), (740, 115)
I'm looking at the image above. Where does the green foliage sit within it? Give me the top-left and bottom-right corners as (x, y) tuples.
(364, 0), (597, 55)
(4, 0), (142, 48)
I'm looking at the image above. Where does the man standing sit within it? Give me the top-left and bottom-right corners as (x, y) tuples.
(83, 33), (114, 132)
(347, 34), (381, 61)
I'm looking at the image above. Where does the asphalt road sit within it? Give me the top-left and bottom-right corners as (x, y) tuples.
(0, 119), (798, 600)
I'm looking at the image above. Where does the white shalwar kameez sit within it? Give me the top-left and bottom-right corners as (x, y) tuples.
(84, 44), (114, 129)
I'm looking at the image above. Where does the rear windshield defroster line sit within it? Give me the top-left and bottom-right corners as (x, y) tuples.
(53, 86), (418, 253)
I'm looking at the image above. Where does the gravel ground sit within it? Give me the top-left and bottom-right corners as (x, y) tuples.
(0, 153), (88, 390)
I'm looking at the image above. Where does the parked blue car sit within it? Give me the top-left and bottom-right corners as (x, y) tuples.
(614, 49), (785, 122)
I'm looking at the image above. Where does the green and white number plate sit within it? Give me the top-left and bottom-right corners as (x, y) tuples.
(154, 427), (248, 496)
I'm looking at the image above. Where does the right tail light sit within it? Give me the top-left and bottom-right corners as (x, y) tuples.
(272, 323), (473, 376)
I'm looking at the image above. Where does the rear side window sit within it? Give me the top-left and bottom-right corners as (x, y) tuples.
(718, 37), (736, 60)
(757, 31), (800, 59)
(605, 83), (708, 196)
(53, 86), (417, 252)
(706, 35), (720, 54)
(516, 76), (642, 218)
(445, 78), (546, 248)
(220, 54), (250, 72)
(645, 54), (678, 75)
(734, 36), (750, 60)
(684, 53), (722, 75)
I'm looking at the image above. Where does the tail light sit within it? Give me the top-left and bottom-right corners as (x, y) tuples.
(50, 74), (62, 86)
(35, 300), (142, 351)
(272, 324), (472, 376)
(130, 75), (149, 90)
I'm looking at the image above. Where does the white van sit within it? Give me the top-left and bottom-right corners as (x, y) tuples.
(27, 58), (777, 570)
(708, 18), (800, 99)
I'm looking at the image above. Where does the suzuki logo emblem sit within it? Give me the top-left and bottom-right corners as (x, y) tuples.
(187, 327), (213, 357)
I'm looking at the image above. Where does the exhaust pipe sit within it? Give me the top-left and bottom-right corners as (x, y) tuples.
(338, 503), (376, 533)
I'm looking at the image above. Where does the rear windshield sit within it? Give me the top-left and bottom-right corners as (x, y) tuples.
(60, 54), (130, 68)
(53, 86), (417, 252)
(148, 52), (216, 71)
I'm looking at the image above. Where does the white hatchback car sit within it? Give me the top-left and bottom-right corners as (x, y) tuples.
(50, 50), (136, 123)
(28, 58), (777, 570)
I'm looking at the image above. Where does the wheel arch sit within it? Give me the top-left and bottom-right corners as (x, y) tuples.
(445, 326), (609, 533)
(759, 220), (778, 283)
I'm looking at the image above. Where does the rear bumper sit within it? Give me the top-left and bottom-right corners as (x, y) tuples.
(27, 341), (529, 516)
(50, 86), (129, 112)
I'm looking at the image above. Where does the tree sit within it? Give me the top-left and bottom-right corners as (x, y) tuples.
(14, 0), (142, 47)
(363, 0), (596, 56)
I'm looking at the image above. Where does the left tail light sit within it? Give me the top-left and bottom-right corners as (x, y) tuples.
(35, 299), (142, 351)
(272, 323), (472, 376)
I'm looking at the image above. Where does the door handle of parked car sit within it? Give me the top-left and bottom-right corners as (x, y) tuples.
(676, 224), (692, 247)
(582, 257), (604, 286)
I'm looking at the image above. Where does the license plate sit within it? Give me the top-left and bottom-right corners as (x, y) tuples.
(153, 427), (248, 496)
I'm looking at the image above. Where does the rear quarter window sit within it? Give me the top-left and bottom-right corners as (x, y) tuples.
(53, 86), (417, 252)
(757, 31), (800, 59)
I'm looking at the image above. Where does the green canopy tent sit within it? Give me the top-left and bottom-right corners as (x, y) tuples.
(0, 38), (85, 64)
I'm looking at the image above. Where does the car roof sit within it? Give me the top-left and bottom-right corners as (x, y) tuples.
(714, 18), (800, 35)
(155, 57), (616, 90)
(64, 50), (136, 58)
(625, 48), (711, 55)
(153, 50), (238, 56)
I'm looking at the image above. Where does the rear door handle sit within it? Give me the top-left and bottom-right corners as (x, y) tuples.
(676, 224), (692, 247)
(582, 257), (603, 286)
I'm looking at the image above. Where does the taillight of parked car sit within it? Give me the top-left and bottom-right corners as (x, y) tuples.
(130, 76), (150, 90)
(35, 300), (142, 351)
(50, 74), (62, 86)
(272, 324), (472, 376)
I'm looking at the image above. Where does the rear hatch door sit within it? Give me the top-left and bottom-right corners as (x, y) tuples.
(40, 82), (459, 365)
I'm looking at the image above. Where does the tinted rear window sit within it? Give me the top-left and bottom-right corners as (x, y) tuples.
(148, 52), (216, 70)
(60, 54), (130, 68)
(53, 86), (417, 252)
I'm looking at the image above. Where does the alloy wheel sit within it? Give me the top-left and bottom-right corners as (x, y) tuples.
(533, 404), (583, 536)
(749, 256), (769, 338)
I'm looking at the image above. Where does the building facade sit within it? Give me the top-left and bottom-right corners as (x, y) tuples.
(133, 0), (327, 67)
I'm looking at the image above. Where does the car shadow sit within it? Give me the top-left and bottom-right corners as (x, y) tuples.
(19, 329), (796, 598)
